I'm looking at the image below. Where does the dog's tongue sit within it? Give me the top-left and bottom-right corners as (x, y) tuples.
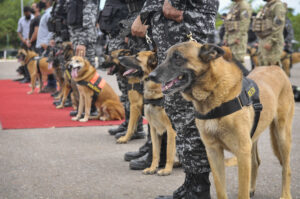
(48, 62), (53, 69)
(71, 68), (78, 78)
(107, 65), (116, 75)
(123, 69), (137, 76)
(162, 78), (179, 92)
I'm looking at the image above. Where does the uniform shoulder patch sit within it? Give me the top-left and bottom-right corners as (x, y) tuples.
(274, 16), (282, 25)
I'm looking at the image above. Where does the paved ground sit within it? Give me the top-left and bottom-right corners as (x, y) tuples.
(0, 60), (300, 199)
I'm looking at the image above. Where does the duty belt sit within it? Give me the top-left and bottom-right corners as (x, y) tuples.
(127, 82), (143, 95)
(194, 77), (263, 138)
(125, 0), (145, 13)
(144, 97), (164, 107)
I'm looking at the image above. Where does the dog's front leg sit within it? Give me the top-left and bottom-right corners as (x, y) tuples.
(56, 84), (70, 109)
(72, 91), (84, 121)
(116, 105), (141, 144)
(38, 75), (43, 93)
(80, 93), (92, 122)
(143, 126), (161, 175)
(28, 73), (37, 94)
(237, 149), (252, 199)
(206, 145), (227, 199)
(157, 127), (176, 176)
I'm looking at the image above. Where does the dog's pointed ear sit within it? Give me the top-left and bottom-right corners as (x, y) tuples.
(198, 44), (224, 63)
(147, 53), (157, 70)
(84, 59), (90, 67)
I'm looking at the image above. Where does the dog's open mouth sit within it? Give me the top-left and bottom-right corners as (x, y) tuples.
(123, 68), (138, 76)
(107, 65), (116, 75)
(162, 73), (189, 94)
(71, 67), (80, 78)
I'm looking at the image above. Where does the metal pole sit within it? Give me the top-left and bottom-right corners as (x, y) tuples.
(21, 0), (24, 17)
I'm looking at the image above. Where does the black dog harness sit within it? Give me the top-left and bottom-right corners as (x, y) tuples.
(127, 82), (143, 95)
(144, 97), (164, 107)
(194, 77), (263, 138)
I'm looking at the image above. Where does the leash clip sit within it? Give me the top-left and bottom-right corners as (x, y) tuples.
(145, 31), (152, 45)
(187, 32), (196, 42)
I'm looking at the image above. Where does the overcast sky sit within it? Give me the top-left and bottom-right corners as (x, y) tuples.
(100, 0), (300, 14)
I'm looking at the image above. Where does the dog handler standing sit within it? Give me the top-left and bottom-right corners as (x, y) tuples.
(66, 0), (98, 67)
(223, 0), (252, 63)
(132, 0), (219, 198)
(252, 0), (286, 66)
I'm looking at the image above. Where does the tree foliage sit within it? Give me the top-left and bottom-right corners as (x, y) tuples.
(0, 0), (33, 49)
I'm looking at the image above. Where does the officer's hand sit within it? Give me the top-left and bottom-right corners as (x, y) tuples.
(76, 45), (86, 57)
(125, 37), (129, 44)
(131, 15), (148, 38)
(264, 43), (272, 51)
(26, 40), (31, 48)
(223, 40), (228, 46)
(235, 39), (240, 44)
(163, 0), (183, 23)
(49, 40), (55, 47)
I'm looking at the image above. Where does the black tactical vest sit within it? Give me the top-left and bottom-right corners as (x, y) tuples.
(67, 0), (83, 26)
(99, 0), (129, 35)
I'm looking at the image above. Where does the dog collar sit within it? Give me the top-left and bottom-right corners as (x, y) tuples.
(194, 77), (263, 138)
(127, 82), (143, 94)
(144, 97), (164, 107)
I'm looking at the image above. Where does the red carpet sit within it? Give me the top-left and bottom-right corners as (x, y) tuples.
(0, 80), (130, 129)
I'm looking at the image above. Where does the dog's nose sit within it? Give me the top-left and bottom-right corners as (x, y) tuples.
(148, 71), (160, 83)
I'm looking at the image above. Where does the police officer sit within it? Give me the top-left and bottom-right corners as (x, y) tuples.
(133, 0), (219, 198)
(223, 0), (252, 63)
(253, 0), (286, 66)
(100, 0), (146, 140)
(67, 0), (98, 66)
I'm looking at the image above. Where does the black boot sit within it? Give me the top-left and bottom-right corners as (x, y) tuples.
(20, 64), (30, 83)
(129, 133), (167, 170)
(124, 127), (151, 161)
(114, 116), (145, 139)
(293, 85), (300, 102)
(155, 172), (211, 199)
(108, 103), (129, 135)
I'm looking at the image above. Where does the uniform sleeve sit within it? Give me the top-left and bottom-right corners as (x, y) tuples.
(77, 0), (98, 45)
(17, 18), (22, 33)
(140, 0), (162, 23)
(269, 3), (286, 44)
(237, 4), (252, 38)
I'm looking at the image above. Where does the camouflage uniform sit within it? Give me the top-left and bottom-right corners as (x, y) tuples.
(224, 0), (252, 63)
(140, 0), (218, 175)
(68, 0), (98, 66)
(253, 0), (286, 66)
(284, 17), (294, 54)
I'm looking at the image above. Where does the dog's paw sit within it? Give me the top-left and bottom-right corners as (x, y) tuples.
(71, 117), (79, 121)
(27, 91), (33, 95)
(157, 168), (172, 176)
(56, 104), (63, 109)
(116, 136), (128, 144)
(142, 167), (157, 175)
(79, 118), (88, 122)
(100, 116), (108, 121)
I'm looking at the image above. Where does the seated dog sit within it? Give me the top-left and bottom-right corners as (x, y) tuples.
(102, 49), (144, 143)
(119, 51), (176, 176)
(17, 48), (53, 94)
(70, 56), (125, 122)
(150, 42), (294, 199)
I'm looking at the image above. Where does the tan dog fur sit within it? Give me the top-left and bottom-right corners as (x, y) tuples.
(103, 49), (144, 144)
(70, 56), (125, 122)
(159, 42), (294, 199)
(17, 49), (53, 94)
(121, 51), (177, 175)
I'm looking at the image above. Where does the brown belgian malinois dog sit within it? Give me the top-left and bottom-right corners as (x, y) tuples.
(149, 41), (294, 199)
(119, 51), (177, 176)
